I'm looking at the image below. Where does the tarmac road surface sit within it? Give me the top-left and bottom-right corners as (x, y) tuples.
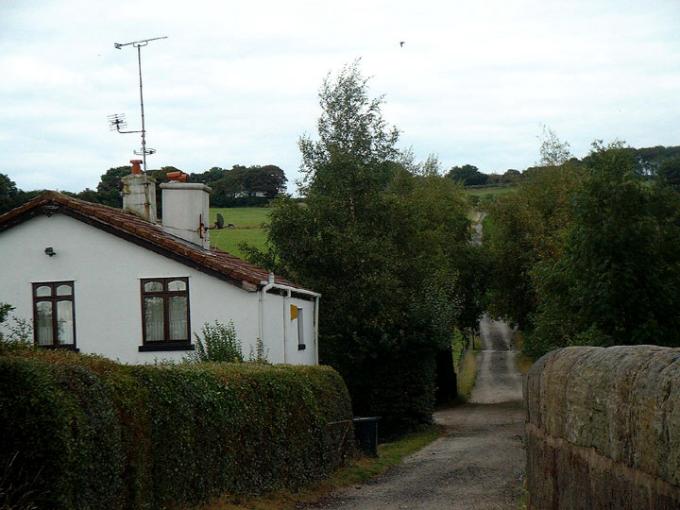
(310, 316), (525, 510)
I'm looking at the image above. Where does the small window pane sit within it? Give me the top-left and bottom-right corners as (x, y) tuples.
(168, 296), (188, 340)
(56, 284), (72, 296)
(167, 280), (186, 292)
(297, 308), (305, 347)
(144, 297), (164, 341)
(56, 301), (74, 345)
(36, 301), (53, 345)
(144, 281), (163, 292)
(36, 286), (52, 297)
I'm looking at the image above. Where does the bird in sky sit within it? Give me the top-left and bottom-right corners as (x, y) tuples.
(399, 41), (405, 48)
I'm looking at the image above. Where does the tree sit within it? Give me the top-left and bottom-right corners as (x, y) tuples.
(484, 161), (583, 328)
(445, 164), (488, 186)
(298, 59), (399, 193)
(0, 174), (19, 213)
(247, 62), (477, 435)
(189, 167), (229, 185)
(527, 143), (680, 356)
(657, 156), (680, 189)
(538, 125), (572, 166)
(95, 166), (131, 207)
(502, 169), (522, 183)
(246, 165), (287, 197)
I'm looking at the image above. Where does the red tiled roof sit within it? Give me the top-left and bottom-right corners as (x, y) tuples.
(0, 191), (311, 293)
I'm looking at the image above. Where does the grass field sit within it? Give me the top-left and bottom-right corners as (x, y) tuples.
(464, 185), (517, 198)
(209, 207), (270, 258)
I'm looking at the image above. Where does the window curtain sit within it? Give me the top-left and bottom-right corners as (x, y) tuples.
(144, 297), (164, 341)
(56, 301), (74, 345)
(36, 301), (53, 345)
(168, 296), (187, 340)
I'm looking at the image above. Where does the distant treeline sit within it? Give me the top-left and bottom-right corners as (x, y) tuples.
(0, 164), (287, 214)
(446, 144), (680, 186)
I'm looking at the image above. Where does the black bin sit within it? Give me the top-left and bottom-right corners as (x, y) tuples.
(353, 416), (380, 457)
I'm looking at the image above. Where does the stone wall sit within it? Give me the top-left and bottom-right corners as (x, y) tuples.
(525, 346), (680, 509)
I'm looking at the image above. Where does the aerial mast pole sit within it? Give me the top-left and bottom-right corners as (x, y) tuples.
(110, 36), (167, 172)
(136, 43), (148, 171)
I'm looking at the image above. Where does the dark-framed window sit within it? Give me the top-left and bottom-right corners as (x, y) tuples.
(32, 281), (76, 349)
(139, 277), (193, 351)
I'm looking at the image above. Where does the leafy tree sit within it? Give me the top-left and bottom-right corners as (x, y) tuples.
(246, 62), (478, 435)
(484, 162), (583, 328)
(527, 143), (680, 356)
(189, 166), (229, 185)
(657, 156), (680, 189)
(538, 125), (572, 166)
(0, 174), (19, 213)
(502, 168), (522, 183)
(246, 165), (287, 197)
(446, 164), (488, 186)
(95, 166), (131, 207)
(298, 60), (399, 192)
(205, 165), (287, 206)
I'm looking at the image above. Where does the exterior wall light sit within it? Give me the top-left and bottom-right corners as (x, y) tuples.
(44, 247), (56, 257)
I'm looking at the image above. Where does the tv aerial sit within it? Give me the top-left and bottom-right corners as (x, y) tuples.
(109, 36), (167, 171)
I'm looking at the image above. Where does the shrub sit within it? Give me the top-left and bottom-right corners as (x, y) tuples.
(0, 303), (12, 344)
(215, 212), (224, 229)
(0, 350), (353, 510)
(191, 321), (243, 363)
(248, 337), (269, 363)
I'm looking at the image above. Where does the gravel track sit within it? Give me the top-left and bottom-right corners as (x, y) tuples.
(311, 316), (525, 510)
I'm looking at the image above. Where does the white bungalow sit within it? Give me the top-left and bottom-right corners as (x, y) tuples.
(0, 163), (319, 365)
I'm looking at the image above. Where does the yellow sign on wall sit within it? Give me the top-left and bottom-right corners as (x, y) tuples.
(290, 304), (299, 320)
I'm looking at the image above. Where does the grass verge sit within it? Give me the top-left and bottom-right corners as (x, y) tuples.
(512, 331), (534, 375)
(456, 349), (478, 401)
(190, 425), (442, 510)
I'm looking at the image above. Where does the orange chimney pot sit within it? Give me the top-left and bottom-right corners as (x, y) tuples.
(167, 171), (188, 182)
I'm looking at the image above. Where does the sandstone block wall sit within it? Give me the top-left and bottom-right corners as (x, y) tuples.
(525, 346), (680, 509)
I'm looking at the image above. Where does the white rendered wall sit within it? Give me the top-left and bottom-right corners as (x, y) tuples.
(260, 293), (317, 365)
(0, 214), (316, 365)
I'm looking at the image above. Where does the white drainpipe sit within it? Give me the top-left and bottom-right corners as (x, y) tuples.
(283, 289), (291, 363)
(258, 273), (276, 350)
(314, 295), (320, 364)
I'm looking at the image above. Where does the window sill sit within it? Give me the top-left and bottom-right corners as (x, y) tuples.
(138, 343), (195, 352)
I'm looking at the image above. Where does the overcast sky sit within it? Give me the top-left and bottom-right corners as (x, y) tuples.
(2, 0), (679, 192)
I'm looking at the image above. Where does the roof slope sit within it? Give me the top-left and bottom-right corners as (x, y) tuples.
(0, 191), (309, 292)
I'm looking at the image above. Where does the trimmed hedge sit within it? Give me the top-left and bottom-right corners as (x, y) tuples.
(0, 350), (353, 510)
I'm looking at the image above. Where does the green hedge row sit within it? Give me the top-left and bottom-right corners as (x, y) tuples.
(0, 350), (353, 510)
